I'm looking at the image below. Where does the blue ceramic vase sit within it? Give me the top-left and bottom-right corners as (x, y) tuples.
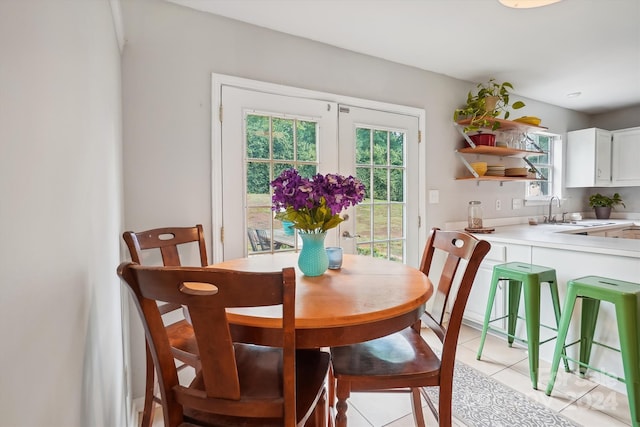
(298, 232), (329, 276)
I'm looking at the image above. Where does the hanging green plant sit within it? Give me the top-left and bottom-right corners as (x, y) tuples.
(453, 79), (526, 132)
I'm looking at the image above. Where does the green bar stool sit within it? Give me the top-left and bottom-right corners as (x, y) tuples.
(545, 275), (640, 427)
(476, 262), (569, 389)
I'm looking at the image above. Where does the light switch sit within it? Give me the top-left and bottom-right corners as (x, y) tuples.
(512, 198), (523, 210)
(429, 190), (439, 204)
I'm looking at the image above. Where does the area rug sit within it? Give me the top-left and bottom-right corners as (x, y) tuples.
(425, 361), (582, 427)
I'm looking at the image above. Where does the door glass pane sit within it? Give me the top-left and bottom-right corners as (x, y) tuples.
(356, 128), (371, 163)
(373, 204), (389, 240)
(390, 204), (404, 239)
(297, 120), (317, 162)
(273, 118), (293, 160)
(246, 115), (270, 159)
(373, 130), (388, 165)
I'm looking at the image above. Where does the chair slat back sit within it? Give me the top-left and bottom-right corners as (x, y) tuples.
(419, 228), (490, 349)
(123, 225), (208, 267)
(117, 263), (297, 426)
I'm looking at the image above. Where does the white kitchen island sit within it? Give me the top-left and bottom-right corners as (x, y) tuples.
(455, 219), (640, 395)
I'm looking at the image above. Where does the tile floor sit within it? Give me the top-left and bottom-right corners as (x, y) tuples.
(149, 323), (634, 427)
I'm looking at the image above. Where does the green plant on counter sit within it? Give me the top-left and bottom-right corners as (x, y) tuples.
(588, 192), (625, 208)
(453, 79), (526, 132)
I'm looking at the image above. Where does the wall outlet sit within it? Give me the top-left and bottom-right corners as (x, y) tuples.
(495, 199), (502, 211)
(512, 198), (523, 210)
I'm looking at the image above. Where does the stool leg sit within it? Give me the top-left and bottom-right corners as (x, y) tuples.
(523, 279), (541, 389)
(507, 280), (523, 347)
(579, 297), (600, 377)
(615, 298), (640, 427)
(477, 271), (501, 360)
(545, 288), (577, 396)
(549, 282), (571, 373)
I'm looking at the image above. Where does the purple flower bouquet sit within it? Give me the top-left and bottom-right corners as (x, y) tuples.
(270, 168), (366, 233)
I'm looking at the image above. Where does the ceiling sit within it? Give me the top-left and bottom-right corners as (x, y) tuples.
(167, 0), (640, 115)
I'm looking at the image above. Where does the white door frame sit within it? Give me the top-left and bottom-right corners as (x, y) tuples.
(211, 73), (426, 265)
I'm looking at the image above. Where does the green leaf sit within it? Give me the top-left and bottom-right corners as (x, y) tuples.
(512, 101), (526, 109)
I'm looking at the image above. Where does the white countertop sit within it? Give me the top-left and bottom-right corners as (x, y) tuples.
(471, 220), (640, 258)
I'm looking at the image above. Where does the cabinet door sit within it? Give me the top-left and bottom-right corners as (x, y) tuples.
(594, 129), (612, 186)
(611, 127), (640, 186)
(565, 128), (611, 187)
(465, 244), (507, 326)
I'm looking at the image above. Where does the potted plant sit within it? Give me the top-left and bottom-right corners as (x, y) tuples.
(588, 192), (625, 219)
(453, 79), (526, 133)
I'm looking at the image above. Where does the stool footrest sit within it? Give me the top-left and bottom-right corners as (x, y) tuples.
(561, 355), (626, 383)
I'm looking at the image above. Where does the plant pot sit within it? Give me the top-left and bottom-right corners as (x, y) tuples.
(594, 206), (612, 219)
(468, 133), (496, 147)
(484, 96), (499, 113)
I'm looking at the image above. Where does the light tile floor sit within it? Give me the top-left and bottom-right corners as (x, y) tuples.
(149, 324), (634, 427)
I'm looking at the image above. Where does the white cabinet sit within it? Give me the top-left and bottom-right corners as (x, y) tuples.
(566, 126), (640, 187)
(611, 127), (640, 186)
(565, 128), (611, 187)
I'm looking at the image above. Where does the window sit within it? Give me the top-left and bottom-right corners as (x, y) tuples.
(524, 132), (562, 202)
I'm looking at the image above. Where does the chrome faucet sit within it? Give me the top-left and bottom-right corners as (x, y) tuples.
(546, 196), (560, 223)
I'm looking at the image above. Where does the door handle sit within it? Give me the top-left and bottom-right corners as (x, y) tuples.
(342, 231), (361, 239)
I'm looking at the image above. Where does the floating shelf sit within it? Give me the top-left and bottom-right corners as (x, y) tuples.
(457, 146), (544, 158)
(455, 176), (541, 182)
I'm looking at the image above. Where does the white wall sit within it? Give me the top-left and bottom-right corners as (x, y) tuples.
(0, 1), (126, 426)
(120, 0), (618, 400)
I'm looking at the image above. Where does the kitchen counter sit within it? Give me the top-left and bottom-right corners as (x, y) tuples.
(472, 220), (640, 258)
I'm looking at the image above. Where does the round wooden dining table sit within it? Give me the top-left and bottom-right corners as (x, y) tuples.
(211, 253), (433, 348)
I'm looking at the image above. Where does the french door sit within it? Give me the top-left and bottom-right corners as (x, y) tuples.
(338, 105), (420, 266)
(218, 84), (420, 266)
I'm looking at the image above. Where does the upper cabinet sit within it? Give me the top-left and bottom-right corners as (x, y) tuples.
(565, 126), (640, 187)
(565, 128), (611, 187)
(612, 127), (640, 186)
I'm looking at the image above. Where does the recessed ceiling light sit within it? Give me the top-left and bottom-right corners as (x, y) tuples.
(499, 0), (562, 8)
(567, 92), (582, 98)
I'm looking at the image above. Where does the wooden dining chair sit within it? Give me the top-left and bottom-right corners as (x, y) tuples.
(330, 228), (491, 427)
(117, 262), (331, 427)
(122, 225), (208, 427)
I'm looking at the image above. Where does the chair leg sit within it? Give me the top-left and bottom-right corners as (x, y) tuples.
(141, 343), (156, 427)
(546, 289), (577, 396)
(334, 380), (350, 427)
(579, 297), (600, 377)
(308, 388), (327, 427)
(477, 271), (501, 360)
(549, 282), (571, 373)
(615, 298), (640, 427)
(410, 388), (426, 427)
(507, 280), (523, 347)
(438, 380), (453, 427)
(523, 280), (541, 389)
